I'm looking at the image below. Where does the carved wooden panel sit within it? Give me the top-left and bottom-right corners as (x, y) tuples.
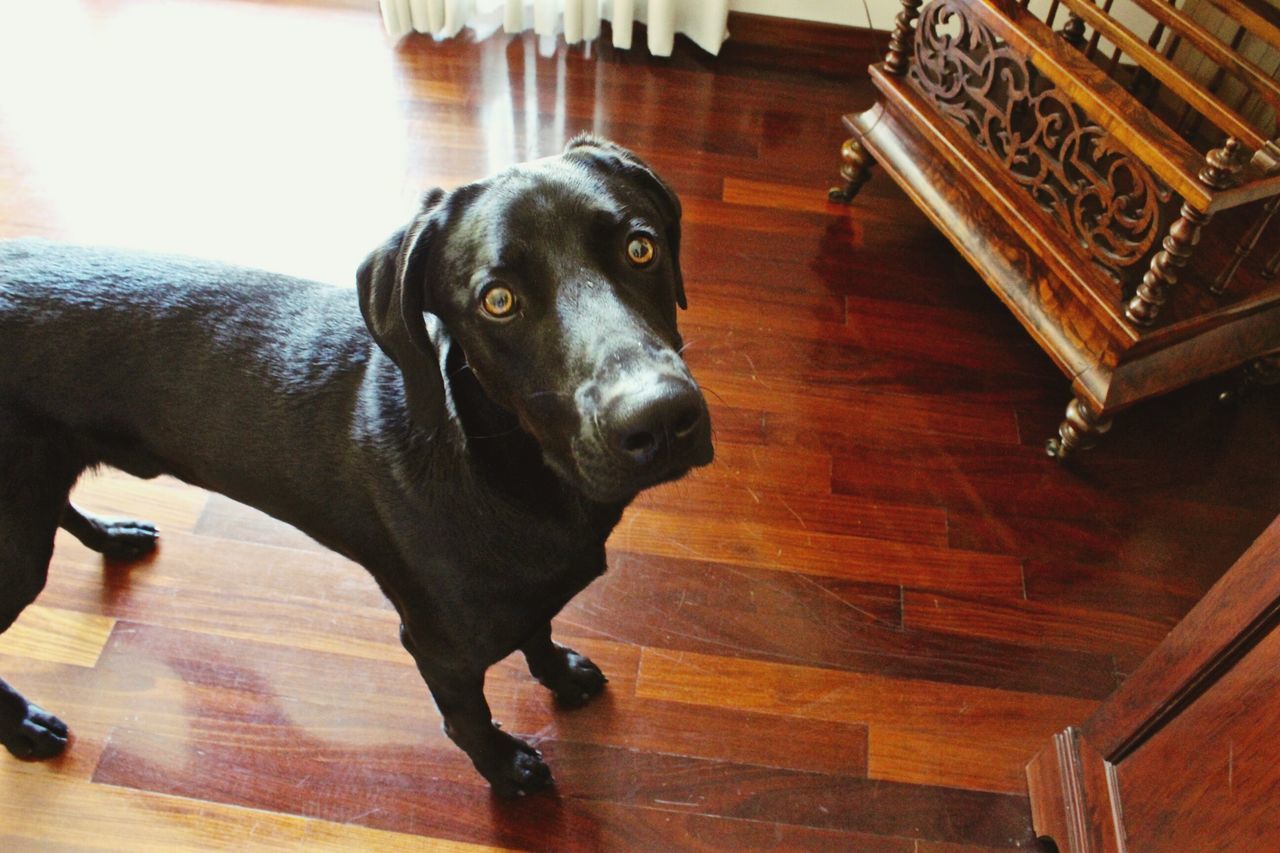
(908, 0), (1172, 284)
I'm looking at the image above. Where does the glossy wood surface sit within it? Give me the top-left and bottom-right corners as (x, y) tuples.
(1, 1), (1278, 850)
(850, 0), (1280, 442)
(1051, 0), (1267, 149)
(1027, 516), (1280, 852)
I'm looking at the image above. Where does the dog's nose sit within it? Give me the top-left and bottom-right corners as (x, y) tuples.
(609, 381), (706, 467)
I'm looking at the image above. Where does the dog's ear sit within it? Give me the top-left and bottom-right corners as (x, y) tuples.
(565, 134), (687, 310)
(357, 188), (448, 431)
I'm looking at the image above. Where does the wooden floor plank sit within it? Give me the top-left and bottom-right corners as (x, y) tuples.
(613, 507), (1027, 597)
(903, 590), (1176, 668)
(563, 551), (1121, 699)
(671, 440), (834, 495)
(41, 531), (405, 665)
(93, 731), (1025, 849)
(1, 763), (503, 852)
(635, 647), (1099, 793)
(633, 479), (950, 546)
(70, 471), (208, 536)
(77, 622), (917, 849)
(699, 370), (1023, 445)
(0, 605), (115, 668)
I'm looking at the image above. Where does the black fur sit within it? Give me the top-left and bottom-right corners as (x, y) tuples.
(0, 138), (712, 795)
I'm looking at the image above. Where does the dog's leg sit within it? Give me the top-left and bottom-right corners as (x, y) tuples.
(60, 502), (158, 561)
(521, 623), (607, 708)
(426, 670), (551, 797)
(400, 625), (551, 797)
(0, 498), (73, 760)
(0, 563), (68, 760)
(0, 429), (88, 760)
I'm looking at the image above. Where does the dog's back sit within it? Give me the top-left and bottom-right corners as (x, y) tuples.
(0, 239), (380, 521)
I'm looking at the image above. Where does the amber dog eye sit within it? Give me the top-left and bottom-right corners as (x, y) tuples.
(625, 234), (656, 267)
(481, 285), (517, 319)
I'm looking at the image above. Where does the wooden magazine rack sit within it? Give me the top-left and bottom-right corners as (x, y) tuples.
(835, 0), (1280, 458)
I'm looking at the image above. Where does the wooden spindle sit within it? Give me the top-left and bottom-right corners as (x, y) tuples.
(884, 0), (925, 76)
(1184, 26), (1246, 142)
(1126, 202), (1212, 325)
(1086, 0), (1115, 59)
(1123, 141), (1243, 324)
(1147, 21), (1166, 50)
(1262, 245), (1280, 280)
(1139, 9), (1174, 104)
(1046, 0), (1062, 28)
(1212, 195), (1280, 294)
(1107, 46), (1127, 84)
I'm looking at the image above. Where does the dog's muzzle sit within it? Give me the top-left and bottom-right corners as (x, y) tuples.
(571, 367), (713, 501)
(605, 375), (707, 468)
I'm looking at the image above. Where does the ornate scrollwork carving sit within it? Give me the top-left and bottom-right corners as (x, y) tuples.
(908, 0), (1171, 280)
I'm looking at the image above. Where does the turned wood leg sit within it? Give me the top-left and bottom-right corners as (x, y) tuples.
(829, 137), (874, 204)
(1045, 396), (1112, 462)
(1218, 354), (1280, 405)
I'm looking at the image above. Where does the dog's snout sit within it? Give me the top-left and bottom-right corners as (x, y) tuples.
(609, 382), (706, 466)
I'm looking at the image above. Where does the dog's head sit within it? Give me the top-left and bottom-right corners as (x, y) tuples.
(358, 135), (713, 503)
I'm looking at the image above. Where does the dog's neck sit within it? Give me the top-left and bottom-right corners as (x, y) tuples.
(441, 344), (625, 532)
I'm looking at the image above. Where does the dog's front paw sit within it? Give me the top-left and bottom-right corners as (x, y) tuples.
(479, 729), (552, 798)
(1, 702), (69, 760)
(541, 647), (608, 708)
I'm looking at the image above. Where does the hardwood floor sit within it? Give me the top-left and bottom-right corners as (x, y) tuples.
(1, 2), (1277, 850)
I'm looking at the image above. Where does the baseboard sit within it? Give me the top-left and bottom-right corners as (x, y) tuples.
(730, 0), (897, 30)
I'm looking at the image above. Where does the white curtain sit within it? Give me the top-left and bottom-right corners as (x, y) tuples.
(378, 0), (730, 57)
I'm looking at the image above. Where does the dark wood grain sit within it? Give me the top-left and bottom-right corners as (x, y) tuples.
(1081, 516), (1280, 758)
(563, 551), (1122, 699)
(1027, 517), (1280, 851)
(1114, 627), (1280, 849)
(1, 1), (1278, 850)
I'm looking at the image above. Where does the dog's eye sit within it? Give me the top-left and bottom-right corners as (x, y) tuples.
(481, 285), (518, 319)
(625, 234), (656, 267)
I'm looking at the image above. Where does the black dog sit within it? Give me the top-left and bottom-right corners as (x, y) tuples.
(0, 135), (712, 796)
